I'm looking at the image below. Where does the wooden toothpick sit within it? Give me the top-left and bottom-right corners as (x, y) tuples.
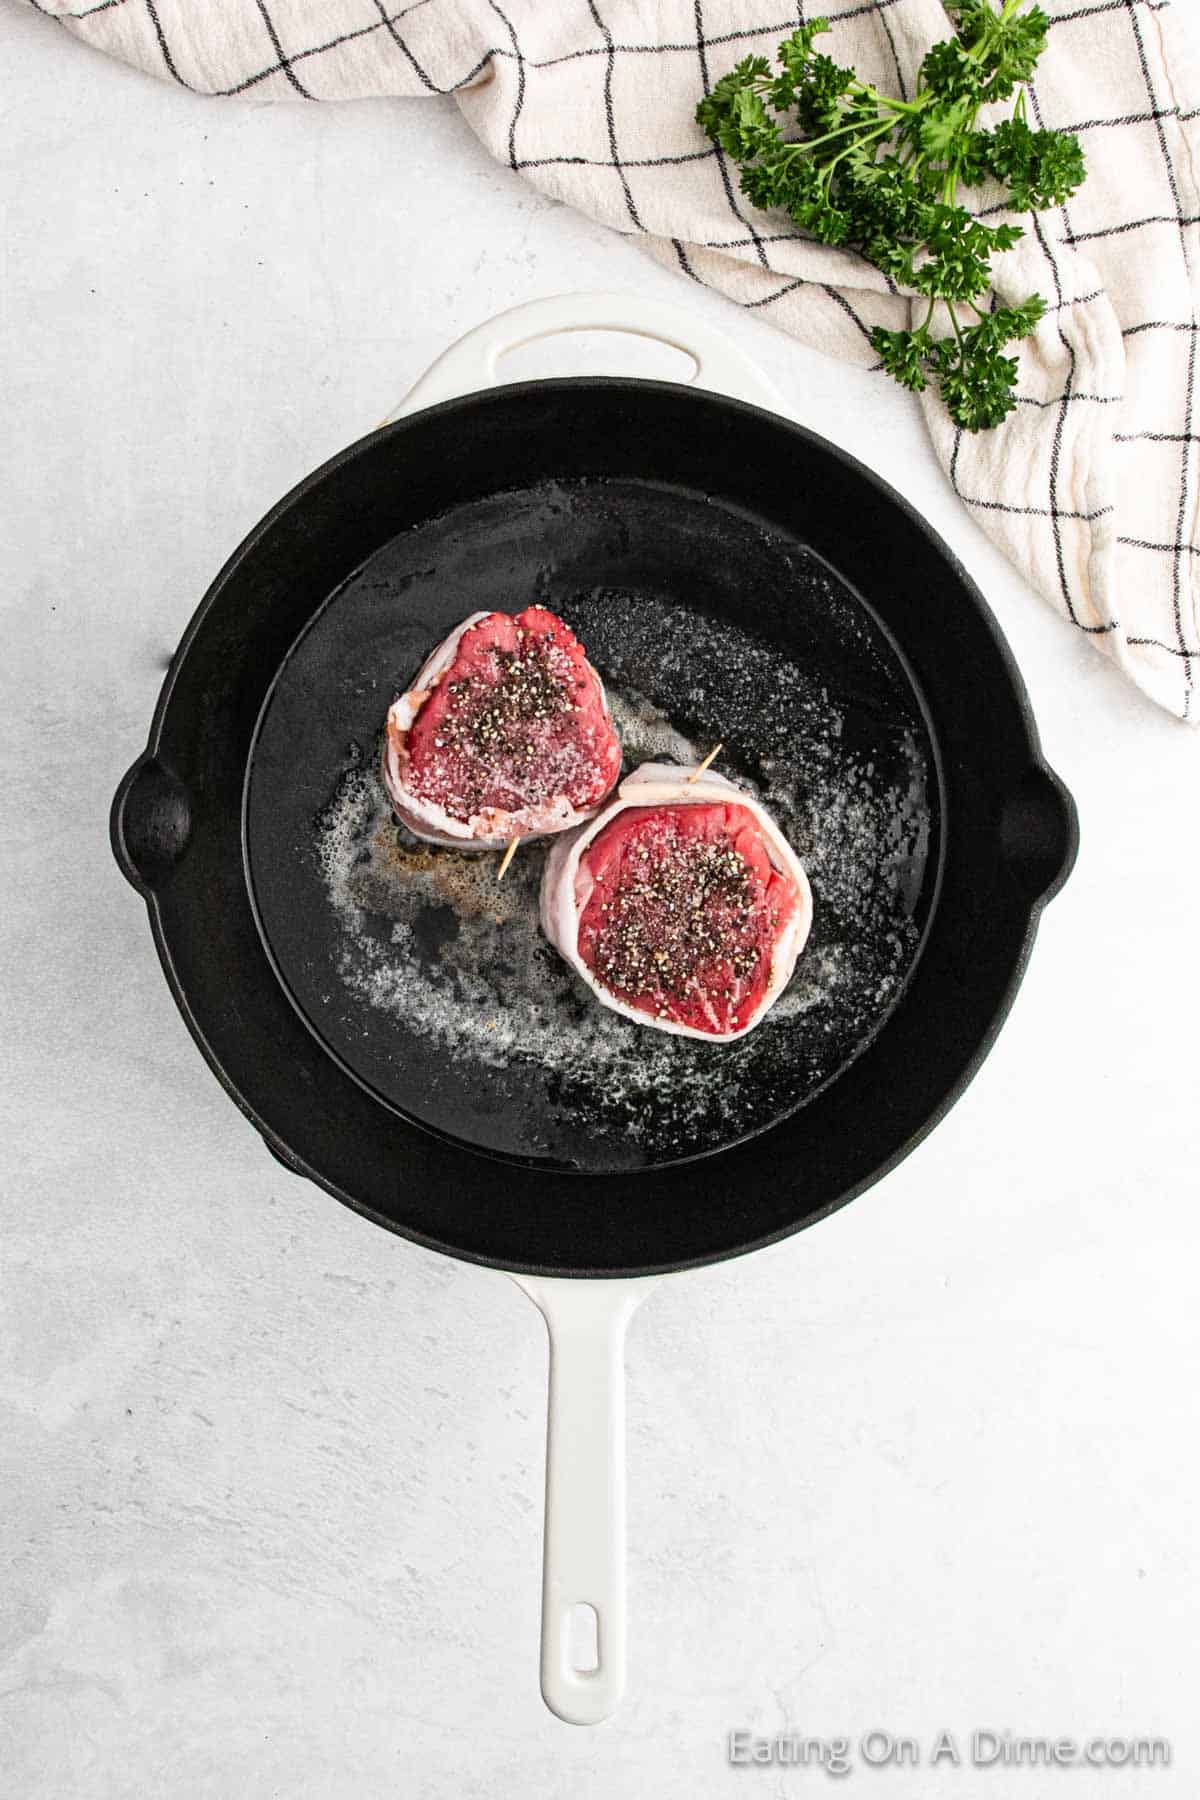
(496, 836), (521, 881)
(689, 742), (724, 782)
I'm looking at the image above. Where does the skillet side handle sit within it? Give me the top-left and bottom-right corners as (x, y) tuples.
(111, 754), (193, 895)
(380, 292), (784, 422)
(511, 1272), (659, 1726)
(1000, 760), (1079, 908)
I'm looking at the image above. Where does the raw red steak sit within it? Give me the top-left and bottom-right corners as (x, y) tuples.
(383, 606), (621, 847)
(540, 764), (813, 1040)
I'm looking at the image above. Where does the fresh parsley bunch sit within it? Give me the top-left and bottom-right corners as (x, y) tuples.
(695, 0), (1086, 430)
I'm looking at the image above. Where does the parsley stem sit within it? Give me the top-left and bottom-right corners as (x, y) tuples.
(775, 112), (893, 160)
(821, 115), (897, 175)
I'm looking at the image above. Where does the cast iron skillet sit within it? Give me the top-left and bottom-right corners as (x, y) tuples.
(112, 377), (1075, 1268)
(111, 301), (1077, 1720)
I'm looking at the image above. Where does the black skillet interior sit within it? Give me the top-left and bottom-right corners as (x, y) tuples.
(245, 478), (938, 1174)
(113, 380), (1077, 1274)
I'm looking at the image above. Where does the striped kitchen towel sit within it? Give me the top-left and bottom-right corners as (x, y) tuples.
(22, 0), (1200, 721)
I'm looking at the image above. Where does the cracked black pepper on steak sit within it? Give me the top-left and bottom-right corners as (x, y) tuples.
(383, 605), (622, 846)
(574, 798), (805, 1036)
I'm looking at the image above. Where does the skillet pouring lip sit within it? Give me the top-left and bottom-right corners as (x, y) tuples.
(110, 376), (1076, 1277)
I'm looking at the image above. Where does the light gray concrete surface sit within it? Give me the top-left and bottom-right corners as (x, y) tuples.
(3, 6), (1199, 1796)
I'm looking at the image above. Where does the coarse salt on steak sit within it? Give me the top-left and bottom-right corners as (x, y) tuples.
(382, 606), (622, 848)
(540, 763), (813, 1041)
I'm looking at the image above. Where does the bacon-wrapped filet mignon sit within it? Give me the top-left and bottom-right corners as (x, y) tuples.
(540, 763), (813, 1040)
(383, 606), (622, 848)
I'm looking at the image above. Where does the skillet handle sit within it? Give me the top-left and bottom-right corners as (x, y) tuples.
(510, 1271), (659, 1725)
(380, 291), (783, 420)
(1000, 759), (1079, 907)
(110, 753), (192, 894)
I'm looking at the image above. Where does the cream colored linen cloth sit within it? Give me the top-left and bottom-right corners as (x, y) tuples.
(24, 0), (1200, 719)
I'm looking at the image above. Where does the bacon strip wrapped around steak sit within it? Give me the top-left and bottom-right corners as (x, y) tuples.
(383, 606), (622, 848)
(540, 763), (813, 1040)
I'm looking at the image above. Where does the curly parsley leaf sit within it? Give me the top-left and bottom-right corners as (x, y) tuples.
(693, 0), (1086, 431)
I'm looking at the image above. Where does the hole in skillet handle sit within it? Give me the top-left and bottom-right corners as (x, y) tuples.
(566, 1602), (600, 1676)
(999, 761), (1079, 907)
(110, 755), (193, 895)
(495, 330), (698, 388)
